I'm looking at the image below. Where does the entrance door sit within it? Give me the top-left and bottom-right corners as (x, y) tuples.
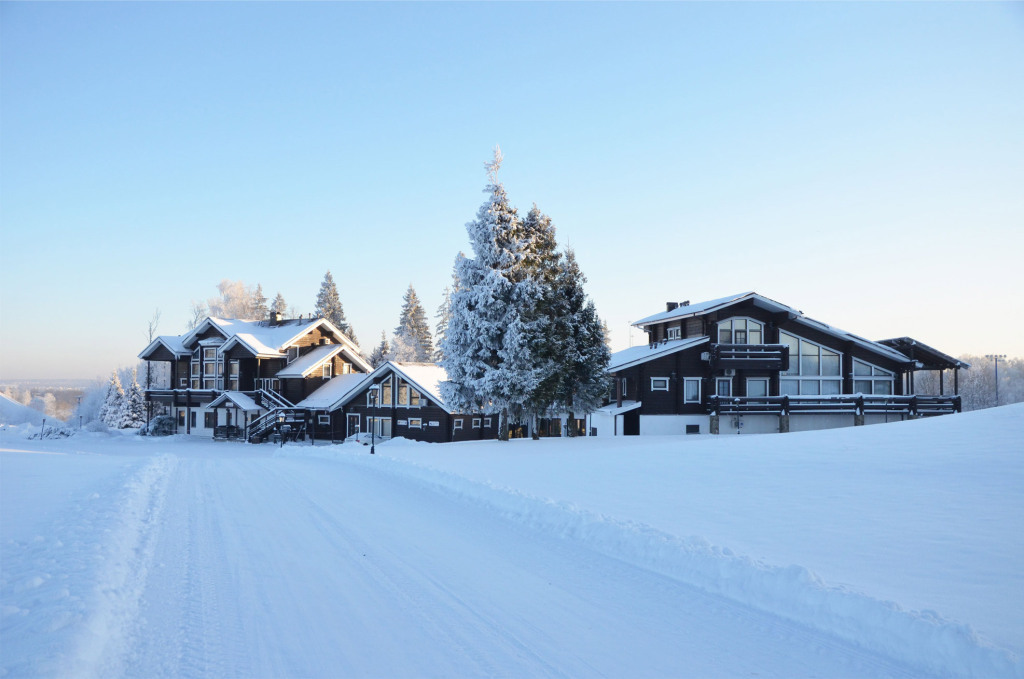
(347, 414), (360, 438)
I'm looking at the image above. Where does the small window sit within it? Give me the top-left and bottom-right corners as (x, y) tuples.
(323, 363), (332, 379)
(180, 377), (188, 388)
(341, 362), (352, 374)
(684, 378), (701, 403)
(410, 389), (421, 406)
(716, 378), (732, 398)
(650, 377), (669, 392)
(620, 378), (627, 397)
(204, 348), (216, 360)
(453, 418), (463, 430)
(190, 411), (197, 427)
(287, 346), (299, 363)
(229, 360), (239, 376)
(409, 418), (422, 429)
(686, 424), (700, 435)
(484, 417), (492, 427)
(666, 326), (681, 340)
(178, 410), (185, 427)
(472, 417), (482, 428)
(318, 414), (330, 426)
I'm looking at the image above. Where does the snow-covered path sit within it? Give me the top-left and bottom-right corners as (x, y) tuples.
(5, 446), (921, 678)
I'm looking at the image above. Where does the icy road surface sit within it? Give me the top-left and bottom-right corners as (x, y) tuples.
(4, 445), (921, 679)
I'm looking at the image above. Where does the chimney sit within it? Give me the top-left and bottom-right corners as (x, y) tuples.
(666, 302), (679, 312)
(681, 300), (690, 307)
(271, 310), (283, 325)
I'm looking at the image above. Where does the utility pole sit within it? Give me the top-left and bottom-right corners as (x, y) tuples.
(984, 354), (1006, 407)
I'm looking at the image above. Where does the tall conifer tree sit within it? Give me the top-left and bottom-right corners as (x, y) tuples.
(393, 285), (433, 362)
(315, 271), (357, 345)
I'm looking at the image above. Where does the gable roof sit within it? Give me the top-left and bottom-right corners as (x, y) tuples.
(275, 345), (345, 378)
(143, 316), (369, 371)
(208, 391), (262, 412)
(321, 361), (452, 413)
(609, 337), (709, 372)
(138, 335), (190, 360)
(632, 292), (915, 367)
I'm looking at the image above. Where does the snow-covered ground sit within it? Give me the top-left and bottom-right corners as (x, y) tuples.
(2, 405), (1021, 678)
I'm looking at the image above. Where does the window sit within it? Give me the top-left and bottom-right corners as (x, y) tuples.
(852, 360), (895, 395)
(620, 378), (627, 397)
(229, 360), (239, 376)
(780, 331), (843, 396)
(318, 414), (330, 426)
(397, 383), (409, 406)
(191, 379), (200, 389)
(684, 378), (701, 403)
(322, 363), (332, 379)
(666, 326), (681, 340)
(717, 318), (763, 345)
(287, 346), (299, 363)
(409, 389), (422, 407)
(686, 424), (701, 435)
(650, 377), (669, 392)
(472, 418), (482, 428)
(409, 418), (422, 429)
(191, 362), (200, 377)
(190, 411), (197, 428)
(453, 418), (463, 430)
(484, 417), (492, 427)
(746, 378), (768, 397)
(204, 412), (216, 428)
(203, 348), (216, 361)
(716, 378), (732, 397)
(366, 417), (392, 438)
(341, 362), (351, 374)
(203, 378), (216, 390)
(178, 410), (185, 427)
(180, 377), (188, 388)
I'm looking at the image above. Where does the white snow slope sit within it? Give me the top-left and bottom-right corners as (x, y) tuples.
(1, 404), (1021, 678)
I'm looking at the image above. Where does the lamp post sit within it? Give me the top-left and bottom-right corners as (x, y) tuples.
(985, 354), (1007, 408)
(77, 395), (82, 430)
(368, 384), (380, 455)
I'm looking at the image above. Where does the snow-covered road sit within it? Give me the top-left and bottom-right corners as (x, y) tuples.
(6, 446), (921, 679)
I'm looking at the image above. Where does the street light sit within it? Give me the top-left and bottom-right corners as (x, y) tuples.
(367, 384), (380, 455)
(985, 354), (1007, 407)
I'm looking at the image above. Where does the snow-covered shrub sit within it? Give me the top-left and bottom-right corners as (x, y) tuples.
(29, 423), (73, 439)
(145, 415), (176, 436)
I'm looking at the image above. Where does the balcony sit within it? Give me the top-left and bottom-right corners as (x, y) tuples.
(708, 394), (962, 417)
(707, 343), (790, 371)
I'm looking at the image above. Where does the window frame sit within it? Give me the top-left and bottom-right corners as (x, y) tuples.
(716, 378), (732, 398)
(666, 326), (681, 340)
(650, 377), (670, 392)
(683, 378), (702, 403)
(453, 418), (463, 430)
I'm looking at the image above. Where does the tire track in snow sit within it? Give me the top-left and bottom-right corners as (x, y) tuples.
(62, 454), (177, 679)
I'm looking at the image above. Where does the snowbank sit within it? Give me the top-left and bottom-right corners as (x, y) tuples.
(0, 393), (46, 426)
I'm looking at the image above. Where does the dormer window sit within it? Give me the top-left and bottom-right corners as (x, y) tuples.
(717, 318), (763, 344)
(666, 326), (681, 340)
(287, 346), (299, 363)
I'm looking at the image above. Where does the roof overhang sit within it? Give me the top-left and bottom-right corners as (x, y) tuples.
(609, 337), (709, 372)
(877, 338), (970, 371)
(138, 337), (189, 360)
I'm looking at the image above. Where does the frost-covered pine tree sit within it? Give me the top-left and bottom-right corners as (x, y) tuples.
(440, 148), (545, 440)
(252, 284), (269, 321)
(369, 332), (391, 368)
(99, 371), (125, 427)
(393, 285), (433, 362)
(315, 271), (357, 345)
(119, 368), (147, 429)
(271, 292), (288, 317)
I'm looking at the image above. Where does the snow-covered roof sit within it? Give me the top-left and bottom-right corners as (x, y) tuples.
(632, 293), (775, 327)
(295, 373), (371, 410)
(389, 362), (448, 407)
(609, 337), (709, 372)
(592, 400), (642, 416)
(275, 345), (344, 378)
(138, 335), (189, 359)
(208, 391), (262, 412)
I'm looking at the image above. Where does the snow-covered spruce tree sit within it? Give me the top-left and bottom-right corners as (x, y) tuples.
(393, 285), (433, 362)
(369, 331), (391, 368)
(119, 368), (147, 429)
(315, 271), (357, 345)
(550, 249), (611, 434)
(440, 148), (545, 440)
(99, 371), (125, 427)
(519, 205), (564, 436)
(252, 284), (269, 321)
(271, 292), (288, 317)
(433, 285), (452, 362)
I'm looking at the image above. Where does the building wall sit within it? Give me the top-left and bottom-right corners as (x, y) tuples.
(639, 414), (709, 436)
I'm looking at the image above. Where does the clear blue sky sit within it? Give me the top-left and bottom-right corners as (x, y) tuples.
(2, 2), (1022, 381)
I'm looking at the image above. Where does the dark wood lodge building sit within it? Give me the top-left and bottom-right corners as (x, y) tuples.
(139, 315), (500, 444)
(589, 292), (968, 436)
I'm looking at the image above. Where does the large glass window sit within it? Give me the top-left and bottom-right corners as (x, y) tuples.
(852, 360), (895, 395)
(746, 378), (768, 397)
(780, 331), (842, 395)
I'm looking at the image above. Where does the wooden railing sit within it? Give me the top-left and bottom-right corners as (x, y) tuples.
(709, 344), (790, 371)
(708, 394), (961, 417)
